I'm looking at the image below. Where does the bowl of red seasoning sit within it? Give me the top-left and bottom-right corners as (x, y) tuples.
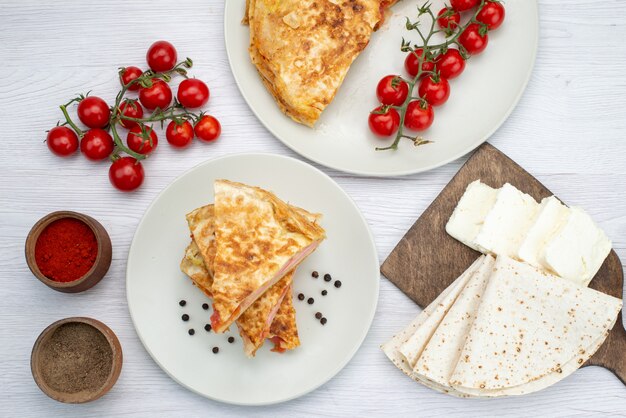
(25, 211), (112, 293)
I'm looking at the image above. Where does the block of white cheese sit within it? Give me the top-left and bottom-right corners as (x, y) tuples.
(445, 180), (498, 252)
(473, 183), (540, 258)
(518, 196), (570, 269)
(542, 207), (612, 287)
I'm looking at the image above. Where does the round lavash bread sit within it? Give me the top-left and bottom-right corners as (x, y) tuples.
(397, 257), (485, 368)
(412, 255), (496, 387)
(449, 256), (622, 394)
(381, 256), (488, 398)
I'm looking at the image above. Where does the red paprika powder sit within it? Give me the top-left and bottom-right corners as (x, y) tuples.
(34, 218), (98, 282)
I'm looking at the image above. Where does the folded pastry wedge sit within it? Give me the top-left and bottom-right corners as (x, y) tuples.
(210, 180), (326, 333)
(245, 0), (387, 126)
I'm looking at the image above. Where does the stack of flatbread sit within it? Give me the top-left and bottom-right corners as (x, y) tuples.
(244, 0), (390, 127)
(180, 180), (326, 357)
(382, 255), (622, 397)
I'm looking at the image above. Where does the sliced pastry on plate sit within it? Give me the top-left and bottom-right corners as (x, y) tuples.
(245, 0), (388, 127)
(210, 180), (326, 333)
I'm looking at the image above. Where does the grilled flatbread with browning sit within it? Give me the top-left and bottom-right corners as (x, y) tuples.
(246, 0), (385, 127)
(182, 205), (298, 356)
(211, 179), (326, 333)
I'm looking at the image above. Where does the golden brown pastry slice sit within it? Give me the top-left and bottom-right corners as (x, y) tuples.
(247, 0), (384, 126)
(211, 179), (326, 333)
(268, 284), (300, 352)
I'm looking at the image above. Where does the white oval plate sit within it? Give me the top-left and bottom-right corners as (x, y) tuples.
(126, 153), (379, 405)
(225, 0), (538, 176)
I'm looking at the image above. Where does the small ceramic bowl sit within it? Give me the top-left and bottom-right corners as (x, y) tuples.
(31, 317), (123, 403)
(25, 211), (112, 293)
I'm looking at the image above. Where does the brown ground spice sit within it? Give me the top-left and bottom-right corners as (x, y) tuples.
(39, 322), (113, 393)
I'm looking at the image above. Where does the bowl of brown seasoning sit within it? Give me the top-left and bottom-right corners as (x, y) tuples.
(31, 317), (122, 403)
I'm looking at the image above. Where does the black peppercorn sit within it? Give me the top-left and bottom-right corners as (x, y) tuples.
(179, 300), (186, 307)
(212, 347), (219, 354)
(188, 329), (195, 335)
(228, 336), (235, 343)
(334, 280), (342, 288)
(298, 293), (305, 301)
(204, 324), (212, 332)
(307, 297), (314, 305)
(312, 271), (319, 278)
(182, 314), (189, 321)
(321, 290), (328, 296)
(315, 312), (322, 319)
(324, 274), (332, 282)
(202, 303), (209, 310)
(320, 317), (327, 325)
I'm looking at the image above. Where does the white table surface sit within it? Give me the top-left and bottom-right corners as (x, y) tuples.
(1, 0), (625, 416)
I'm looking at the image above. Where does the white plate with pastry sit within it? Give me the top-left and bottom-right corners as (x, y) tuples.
(126, 153), (379, 405)
(224, 0), (538, 176)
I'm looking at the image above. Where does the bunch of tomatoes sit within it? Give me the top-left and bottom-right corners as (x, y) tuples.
(368, 0), (505, 150)
(46, 41), (222, 191)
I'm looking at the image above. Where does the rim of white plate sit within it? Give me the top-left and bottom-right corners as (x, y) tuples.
(223, 0), (539, 177)
(126, 152), (380, 405)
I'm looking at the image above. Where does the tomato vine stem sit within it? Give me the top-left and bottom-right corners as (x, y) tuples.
(376, 0), (488, 151)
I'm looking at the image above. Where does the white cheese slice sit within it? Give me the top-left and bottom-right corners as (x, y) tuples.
(445, 180), (498, 252)
(517, 196), (570, 268)
(542, 207), (612, 286)
(473, 183), (539, 258)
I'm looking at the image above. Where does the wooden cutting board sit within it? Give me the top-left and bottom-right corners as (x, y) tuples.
(381, 142), (625, 385)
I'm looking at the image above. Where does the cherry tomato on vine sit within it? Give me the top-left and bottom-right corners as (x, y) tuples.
(376, 75), (409, 106)
(458, 23), (489, 55)
(139, 79), (172, 110)
(404, 48), (436, 78)
(109, 157), (144, 192)
(435, 48), (465, 79)
(368, 106), (400, 137)
(477, 1), (505, 30)
(46, 126), (79, 156)
(120, 66), (143, 91)
(119, 100), (144, 129)
(404, 101), (434, 131)
(77, 96), (110, 129)
(177, 79), (210, 109)
(450, 0), (479, 12)
(146, 41), (177, 72)
(166, 120), (194, 148)
(80, 128), (114, 161)
(127, 125), (158, 155)
(194, 115), (221, 142)
(418, 76), (450, 107)
(437, 7), (460, 31)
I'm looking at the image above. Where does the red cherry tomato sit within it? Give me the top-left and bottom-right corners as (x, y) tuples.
(109, 157), (144, 192)
(194, 115), (221, 142)
(404, 101), (434, 131)
(477, 1), (505, 30)
(368, 106), (400, 137)
(459, 23), (489, 55)
(376, 75), (409, 106)
(46, 126), (79, 156)
(450, 0), (479, 12)
(437, 7), (460, 31)
(120, 66), (143, 91)
(146, 41), (177, 72)
(435, 49), (466, 79)
(177, 79), (210, 109)
(77, 96), (110, 129)
(119, 100), (144, 129)
(127, 125), (158, 155)
(139, 79), (172, 110)
(80, 128), (114, 161)
(418, 76), (450, 107)
(404, 48), (437, 78)
(166, 120), (194, 148)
